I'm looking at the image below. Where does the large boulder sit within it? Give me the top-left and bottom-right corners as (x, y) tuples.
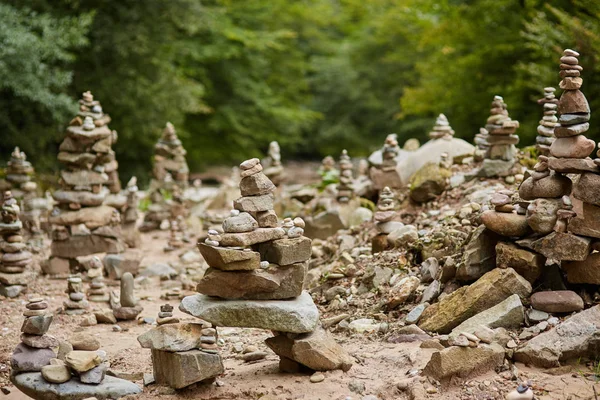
(151, 349), (224, 389)
(514, 305), (600, 367)
(495, 242), (543, 284)
(517, 232), (591, 262)
(409, 163), (451, 203)
(49, 205), (117, 230)
(449, 294), (524, 338)
(418, 268), (531, 333)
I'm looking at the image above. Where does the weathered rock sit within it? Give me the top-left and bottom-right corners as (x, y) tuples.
(222, 212), (258, 233)
(120, 272), (136, 308)
(480, 211), (529, 238)
(60, 169), (108, 187)
(526, 198), (561, 234)
(569, 197), (600, 239)
(11, 343), (56, 373)
(64, 351), (102, 373)
(419, 268), (532, 333)
(240, 173), (276, 197)
(563, 253), (600, 284)
(421, 280), (441, 304)
(11, 372), (141, 400)
(409, 163), (451, 203)
(406, 303), (429, 325)
(495, 242), (543, 284)
(179, 291), (319, 333)
(21, 334), (59, 349)
(265, 327), (353, 372)
(518, 174), (572, 200)
(557, 89), (590, 114)
(258, 237), (312, 266)
(219, 228), (286, 247)
(420, 257), (439, 283)
(233, 194), (274, 213)
(514, 305), (600, 367)
(138, 323), (208, 352)
(530, 290), (584, 313)
(550, 135), (595, 158)
(573, 172), (600, 207)
(196, 263), (306, 300)
(456, 226), (499, 281)
(387, 225), (419, 248)
(69, 333), (100, 351)
(387, 276), (420, 308)
(103, 251), (143, 280)
(422, 343), (505, 381)
(79, 362), (108, 384)
(198, 243), (261, 271)
(517, 232), (590, 262)
(49, 206), (116, 230)
(151, 349), (224, 389)
(41, 364), (71, 384)
(547, 157), (599, 174)
(449, 294), (524, 338)
(93, 310), (117, 324)
(51, 235), (126, 259)
(52, 190), (107, 207)
(21, 315), (53, 336)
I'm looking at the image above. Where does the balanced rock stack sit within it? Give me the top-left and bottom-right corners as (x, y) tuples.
(337, 150), (354, 203)
(4, 147), (37, 196)
(138, 313), (223, 389)
(86, 257), (109, 303)
(429, 114), (455, 140)
(20, 298), (58, 353)
(481, 189), (530, 238)
(182, 158), (352, 374)
(49, 92), (126, 274)
(164, 187), (188, 252)
(371, 187), (402, 253)
(64, 275), (90, 315)
(370, 134), (403, 189)
(0, 191), (34, 298)
(535, 87), (559, 156)
(153, 122), (189, 188)
(479, 95), (520, 177)
(121, 177), (141, 248)
(262, 140), (285, 186)
(111, 272), (142, 320)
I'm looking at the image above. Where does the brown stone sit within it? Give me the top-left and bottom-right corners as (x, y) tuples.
(255, 210), (278, 228)
(233, 194), (274, 213)
(530, 290), (583, 313)
(526, 198), (561, 235)
(196, 263), (306, 300)
(422, 344), (505, 381)
(573, 172), (600, 207)
(518, 174), (572, 200)
(550, 135), (595, 158)
(69, 333), (100, 351)
(258, 237), (312, 266)
(239, 173), (276, 197)
(554, 122), (589, 138)
(563, 253), (600, 284)
(60, 169), (108, 186)
(198, 243), (261, 270)
(480, 211), (529, 237)
(569, 197), (600, 238)
(558, 90), (590, 114)
(547, 157), (599, 174)
(151, 349), (224, 389)
(49, 205), (117, 230)
(219, 228), (285, 247)
(495, 242), (543, 284)
(559, 77), (583, 90)
(517, 232), (590, 262)
(51, 235), (125, 258)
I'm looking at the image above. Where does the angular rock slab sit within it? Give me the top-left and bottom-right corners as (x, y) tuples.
(265, 327), (353, 371)
(51, 235), (126, 259)
(573, 172), (600, 207)
(418, 268), (531, 334)
(258, 237), (312, 266)
(563, 253), (600, 284)
(197, 243), (260, 271)
(137, 323), (205, 352)
(11, 372), (141, 400)
(517, 232), (590, 262)
(423, 343), (505, 381)
(569, 197), (600, 239)
(219, 228), (285, 247)
(179, 291), (319, 333)
(151, 349), (224, 389)
(514, 305), (600, 368)
(495, 242), (543, 284)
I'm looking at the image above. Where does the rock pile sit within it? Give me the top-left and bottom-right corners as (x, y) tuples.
(371, 187), (402, 253)
(0, 191), (35, 298)
(137, 305), (223, 389)
(121, 177), (141, 248)
(429, 114), (455, 140)
(111, 272), (142, 320)
(370, 134), (403, 189)
(182, 158), (353, 373)
(536, 87), (558, 156)
(164, 186), (189, 252)
(64, 275), (90, 315)
(49, 92), (126, 274)
(86, 257), (109, 303)
(336, 150), (354, 203)
(262, 140), (285, 186)
(11, 300), (141, 398)
(478, 95), (520, 177)
(141, 122), (189, 231)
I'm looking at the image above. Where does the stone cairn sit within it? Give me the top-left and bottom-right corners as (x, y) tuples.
(0, 191), (34, 298)
(370, 133), (403, 189)
(481, 49), (598, 328)
(121, 176), (141, 248)
(86, 256), (109, 303)
(478, 95), (520, 177)
(111, 272), (142, 321)
(180, 158), (353, 375)
(76, 91), (121, 193)
(49, 92), (126, 275)
(371, 187), (403, 254)
(535, 87), (558, 156)
(336, 150), (354, 203)
(262, 140), (285, 186)
(137, 304), (223, 389)
(164, 186), (189, 252)
(141, 122), (189, 232)
(4, 147), (36, 195)
(11, 299), (141, 397)
(64, 274), (90, 315)
(429, 114), (455, 140)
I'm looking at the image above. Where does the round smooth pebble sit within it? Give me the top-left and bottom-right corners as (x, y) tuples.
(310, 373), (325, 383)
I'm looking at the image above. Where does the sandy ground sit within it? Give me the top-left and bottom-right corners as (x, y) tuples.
(1, 231), (600, 400)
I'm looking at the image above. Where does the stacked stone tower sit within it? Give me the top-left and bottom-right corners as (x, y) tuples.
(337, 150), (354, 203)
(535, 87), (559, 156)
(429, 114), (455, 140)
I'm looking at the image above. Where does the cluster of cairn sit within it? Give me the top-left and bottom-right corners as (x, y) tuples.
(429, 114), (455, 140)
(64, 275), (90, 315)
(262, 141), (284, 186)
(535, 87), (559, 156)
(141, 122), (189, 232)
(478, 95), (520, 177)
(180, 158), (352, 375)
(370, 134), (403, 190)
(48, 91), (125, 275)
(0, 191), (34, 297)
(137, 304), (223, 389)
(336, 150), (354, 203)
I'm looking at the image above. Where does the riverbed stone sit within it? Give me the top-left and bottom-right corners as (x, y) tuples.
(151, 349), (224, 389)
(137, 323), (206, 352)
(530, 290), (584, 313)
(423, 343), (505, 381)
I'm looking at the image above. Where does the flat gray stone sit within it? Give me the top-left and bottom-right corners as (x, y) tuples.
(179, 291), (319, 333)
(11, 372), (141, 400)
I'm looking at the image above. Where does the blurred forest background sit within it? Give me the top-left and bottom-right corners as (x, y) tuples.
(0, 0), (598, 183)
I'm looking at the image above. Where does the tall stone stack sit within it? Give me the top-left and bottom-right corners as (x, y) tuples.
(478, 95), (520, 177)
(49, 94), (126, 274)
(337, 150), (354, 203)
(535, 87), (559, 156)
(121, 177), (141, 248)
(370, 134), (403, 189)
(64, 275), (90, 315)
(75, 91), (121, 193)
(153, 122), (189, 188)
(371, 186), (402, 254)
(262, 141), (285, 186)
(429, 114), (455, 140)
(4, 147), (36, 196)
(0, 191), (34, 298)
(181, 158), (352, 374)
